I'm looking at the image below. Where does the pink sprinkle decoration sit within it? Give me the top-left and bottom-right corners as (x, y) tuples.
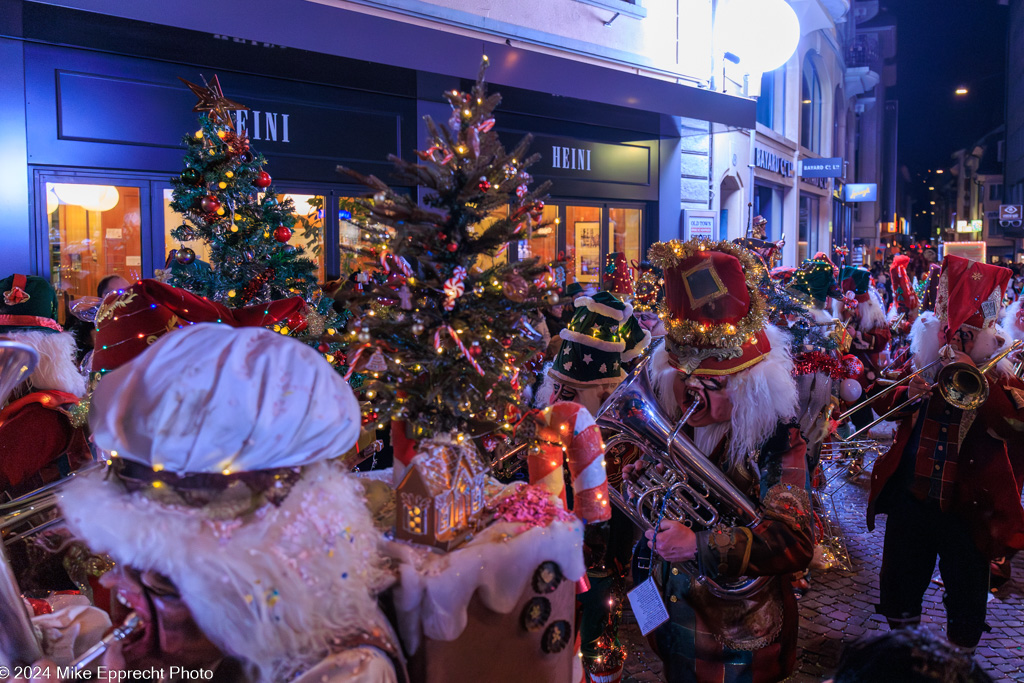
(491, 484), (575, 532)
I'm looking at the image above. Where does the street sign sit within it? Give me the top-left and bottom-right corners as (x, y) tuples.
(999, 205), (1022, 221)
(682, 210), (717, 241)
(800, 157), (843, 178)
(844, 183), (877, 202)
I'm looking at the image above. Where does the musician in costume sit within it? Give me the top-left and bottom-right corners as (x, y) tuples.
(627, 240), (815, 683)
(835, 266), (891, 431)
(538, 290), (650, 414)
(887, 255), (919, 361)
(58, 324), (404, 682)
(868, 255), (1024, 652)
(0, 274), (91, 500)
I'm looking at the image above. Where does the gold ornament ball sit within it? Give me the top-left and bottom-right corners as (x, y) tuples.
(358, 330), (372, 343)
(412, 323), (425, 335)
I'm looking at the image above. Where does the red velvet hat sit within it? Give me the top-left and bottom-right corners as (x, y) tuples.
(649, 239), (770, 375)
(92, 280), (309, 375)
(935, 255), (1011, 344)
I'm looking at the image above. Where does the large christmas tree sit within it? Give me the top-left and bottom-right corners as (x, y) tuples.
(167, 76), (346, 363)
(336, 58), (560, 440)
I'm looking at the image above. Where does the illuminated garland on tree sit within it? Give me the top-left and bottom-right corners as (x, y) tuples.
(335, 58), (563, 439)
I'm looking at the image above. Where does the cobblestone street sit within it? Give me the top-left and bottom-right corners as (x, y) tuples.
(619, 450), (1024, 682)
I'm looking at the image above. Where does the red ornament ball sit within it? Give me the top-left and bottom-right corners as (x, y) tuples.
(469, 342), (482, 357)
(317, 343), (330, 353)
(200, 195), (221, 214)
(478, 176), (491, 192)
(274, 226), (293, 243)
(842, 354), (864, 380)
(254, 171), (272, 188)
(446, 242), (458, 252)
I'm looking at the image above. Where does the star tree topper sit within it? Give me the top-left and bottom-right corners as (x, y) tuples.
(179, 75), (248, 129)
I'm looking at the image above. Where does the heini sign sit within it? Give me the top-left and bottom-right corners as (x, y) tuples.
(234, 110), (291, 143)
(551, 146), (592, 171)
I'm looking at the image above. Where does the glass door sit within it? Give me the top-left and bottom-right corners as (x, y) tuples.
(38, 173), (152, 325)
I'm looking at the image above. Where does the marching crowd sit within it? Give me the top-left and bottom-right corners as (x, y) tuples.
(2, 222), (1023, 683)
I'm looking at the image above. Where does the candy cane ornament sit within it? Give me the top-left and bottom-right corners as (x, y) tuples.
(526, 402), (611, 524)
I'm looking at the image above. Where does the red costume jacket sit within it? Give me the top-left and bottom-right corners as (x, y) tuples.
(851, 324), (892, 389)
(0, 391), (91, 499)
(868, 372), (1024, 559)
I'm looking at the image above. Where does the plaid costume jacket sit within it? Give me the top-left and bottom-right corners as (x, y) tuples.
(868, 371), (1024, 559)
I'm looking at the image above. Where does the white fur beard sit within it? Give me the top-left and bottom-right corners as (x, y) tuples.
(7, 330), (85, 396)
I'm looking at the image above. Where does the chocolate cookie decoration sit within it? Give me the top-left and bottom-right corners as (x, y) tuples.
(532, 561), (563, 594)
(521, 597), (551, 632)
(542, 620), (571, 653)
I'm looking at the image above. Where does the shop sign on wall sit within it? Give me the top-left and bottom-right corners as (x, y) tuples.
(754, 147), (794, 178)
(682, 210), (717, 241)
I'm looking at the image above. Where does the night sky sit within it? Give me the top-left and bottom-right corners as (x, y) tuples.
(891, 0), (1008, 172)
(888, 0), (1009, 236)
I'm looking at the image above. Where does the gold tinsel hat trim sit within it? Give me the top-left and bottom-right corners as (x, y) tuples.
(648, 239), (768, 351)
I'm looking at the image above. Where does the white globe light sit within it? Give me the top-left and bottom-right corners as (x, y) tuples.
(52, 184), (120, 212)
(715, 0), (801, 73)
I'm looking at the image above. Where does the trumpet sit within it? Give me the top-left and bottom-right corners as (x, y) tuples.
(837, 340), (1023, 442)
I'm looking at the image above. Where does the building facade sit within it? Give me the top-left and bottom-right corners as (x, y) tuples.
(0, 0), (756, 309)
(710, 0), (862, 267)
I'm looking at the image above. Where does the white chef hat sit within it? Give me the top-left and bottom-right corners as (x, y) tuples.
(89, 323), (360, 474)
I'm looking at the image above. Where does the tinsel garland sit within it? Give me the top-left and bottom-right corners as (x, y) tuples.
(648, 239), (768, 350)
(238, 267), (276, 305)
(794, 351), (845, 379)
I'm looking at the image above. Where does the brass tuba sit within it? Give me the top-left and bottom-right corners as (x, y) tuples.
(596, 343), (770, 599)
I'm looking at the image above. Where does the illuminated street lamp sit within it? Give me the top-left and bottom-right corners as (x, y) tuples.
(955, 87), (969, 96)
(714, 0), (800, 72)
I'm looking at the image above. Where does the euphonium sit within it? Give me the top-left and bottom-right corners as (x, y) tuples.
(596, 344), (769, 600)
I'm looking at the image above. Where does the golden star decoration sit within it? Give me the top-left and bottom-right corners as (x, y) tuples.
(179, 75), (248, 129)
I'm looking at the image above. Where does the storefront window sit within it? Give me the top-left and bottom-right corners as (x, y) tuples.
(281, 194), (325, 284)
(565, 206), (602, 285)
(517, 204), (559, 265)
(163, 188), (211, 269)
(162, 191), (326, 283)
(608, 207), (642, 273)
(47, 183), (142, 323)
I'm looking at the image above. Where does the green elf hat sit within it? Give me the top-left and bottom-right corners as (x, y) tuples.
(550, 291), (633, 385)
(788, 257), (841, 305)
(839, 266), (871, 303)
(0, 274), (62, 333)
(565, 282), (584, 298)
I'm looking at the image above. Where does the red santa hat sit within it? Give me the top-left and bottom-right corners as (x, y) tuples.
(92, 280), (308, 376)
(935, 255), (1011, 344)
(649, 239), (771, 376)
(889, 254), (919, 313)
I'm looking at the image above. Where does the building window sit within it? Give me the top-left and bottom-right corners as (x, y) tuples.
(799, 194), (820, 263)
(756, 70), (774, 129)
(989, 183), (1003, 201)
(801, 54), (822, 153)
(989, 218), (1002, 237)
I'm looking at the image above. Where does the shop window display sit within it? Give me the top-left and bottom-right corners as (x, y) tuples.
(46, 183), (142, 323)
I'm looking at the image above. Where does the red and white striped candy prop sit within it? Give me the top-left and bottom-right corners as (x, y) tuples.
(443, 266), (467, 311)
(526, 402), (611, 524)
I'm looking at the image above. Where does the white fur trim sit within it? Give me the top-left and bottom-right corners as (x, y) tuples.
(559, 327), (627, 353)
(6, 330), (86, 397)
(573, 296), (627, 322)
(1003, 299), (1024, 342)
(620, 329), (652, 363)
(59, 462), (395, 683)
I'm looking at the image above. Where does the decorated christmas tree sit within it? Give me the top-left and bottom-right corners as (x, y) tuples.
(167, 76), (346, 364)
(336, 58), (560, 441)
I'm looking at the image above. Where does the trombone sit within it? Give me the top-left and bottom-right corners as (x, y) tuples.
(837, 340), (1023, 443)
